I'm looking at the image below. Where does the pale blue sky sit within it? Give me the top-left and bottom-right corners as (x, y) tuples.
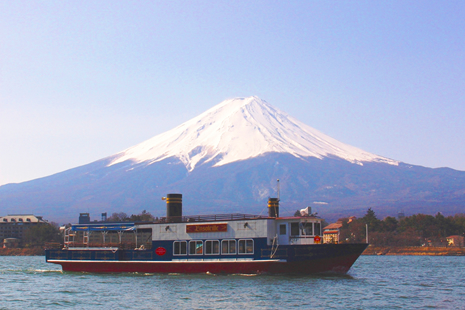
(1, 1), (464, 185)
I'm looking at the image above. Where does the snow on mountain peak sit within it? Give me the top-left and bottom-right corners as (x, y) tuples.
(109, 96), (398, 171)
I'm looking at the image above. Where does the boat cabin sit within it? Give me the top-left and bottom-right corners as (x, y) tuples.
(62, 194), (323, 258)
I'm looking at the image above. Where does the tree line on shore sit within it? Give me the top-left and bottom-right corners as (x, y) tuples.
(105, 210), (155, 222)
(338, 208), (465, 246)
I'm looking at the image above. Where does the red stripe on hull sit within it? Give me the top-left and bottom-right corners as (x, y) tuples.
(51, 253), (361, 274)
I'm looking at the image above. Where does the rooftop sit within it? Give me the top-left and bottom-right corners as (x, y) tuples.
(0, 215), (46, 223)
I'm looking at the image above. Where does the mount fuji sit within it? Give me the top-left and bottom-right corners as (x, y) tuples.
(1, 96), (465, 223)
(109, 96), (397, 171)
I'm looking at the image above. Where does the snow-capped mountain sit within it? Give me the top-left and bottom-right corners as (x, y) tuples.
(110, 96), (397, 171)
(1, 96), (464, 224)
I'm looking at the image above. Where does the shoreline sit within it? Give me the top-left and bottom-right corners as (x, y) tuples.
(0, 248), (44, 256)
(362, 245), (465, 256)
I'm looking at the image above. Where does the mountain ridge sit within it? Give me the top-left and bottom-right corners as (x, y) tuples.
(0, 96), (464, 223)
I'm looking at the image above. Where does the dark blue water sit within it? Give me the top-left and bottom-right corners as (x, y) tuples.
(0, 255), (463, 309)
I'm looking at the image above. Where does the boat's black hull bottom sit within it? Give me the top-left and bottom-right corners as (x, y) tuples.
(47, 243), (368, 274)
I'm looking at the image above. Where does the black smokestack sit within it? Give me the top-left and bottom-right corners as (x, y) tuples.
(268, 198), (279, 218)
(166, 193), (182, 222)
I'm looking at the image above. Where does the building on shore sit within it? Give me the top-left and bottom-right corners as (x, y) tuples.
(0, 214), (48, 247)
(323, 222), (343, 243)
(446, 235), (464, 247)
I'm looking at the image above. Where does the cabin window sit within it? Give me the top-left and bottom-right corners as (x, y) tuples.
(290, 222), (299, 236)
(189, 240), (203, 255)
(205, 240), (220, 255)
(314, 222), (321, 235)
(238, 239), (254, 254)
(300, 222), (313, 235)
(173, 241), (187, 255)
(279, 224), (286, 235)
(221, 240), (236, 254)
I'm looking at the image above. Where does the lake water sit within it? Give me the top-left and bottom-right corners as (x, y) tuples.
(0, 255), (463, 309)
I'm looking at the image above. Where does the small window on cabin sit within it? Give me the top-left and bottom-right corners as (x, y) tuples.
(173, 241), (187, 255)
(301, 222), (313, 236)
(279, 224), (286, 235)
(221, 240), (236, 254)
(205, 240), (220, 255)
(238, 239), (254, 254)
(11, 219), (16, 222)
(19, 218), (23, 222)
(314, 222), (321, 236)
(290, 222), (299, 236)
(26, 218), (31, 222)
(2, 219), (7, 222)
(189, 240), (203, 255)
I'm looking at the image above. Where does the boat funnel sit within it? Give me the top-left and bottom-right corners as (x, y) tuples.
(164, 193), (183, 223)
(268, 198), (279, 218)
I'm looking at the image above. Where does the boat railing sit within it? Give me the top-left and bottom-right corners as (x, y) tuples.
(64, 242), (152, 250)
(289, 235), (321, 245)
(159, 213), (267, 223)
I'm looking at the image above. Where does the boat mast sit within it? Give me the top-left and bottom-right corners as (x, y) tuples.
(366, 224), (369, 243)
(277, 179), (280, 202)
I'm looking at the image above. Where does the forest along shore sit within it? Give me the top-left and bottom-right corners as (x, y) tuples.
(363, 245), (465, 256)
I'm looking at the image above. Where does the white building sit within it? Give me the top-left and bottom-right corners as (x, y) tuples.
(0, 214), (48, 242)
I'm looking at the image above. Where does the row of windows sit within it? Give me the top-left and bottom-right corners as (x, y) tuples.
(279, 222), (321, 236)
(173, 239), (254, 256)
(0, 233), (23, 238)
(2, 218), (32, 222)
(0, 226), (24, 230)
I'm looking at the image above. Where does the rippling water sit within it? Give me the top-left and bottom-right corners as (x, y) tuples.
(0, 255), (464, 309)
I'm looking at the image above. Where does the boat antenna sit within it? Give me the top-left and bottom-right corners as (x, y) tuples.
(277, 179), (280, 202)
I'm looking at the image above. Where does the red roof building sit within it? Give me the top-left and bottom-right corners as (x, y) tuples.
(323, 222), (343, 244)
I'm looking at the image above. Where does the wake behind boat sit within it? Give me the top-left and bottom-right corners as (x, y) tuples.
(45, 194), (367, 274)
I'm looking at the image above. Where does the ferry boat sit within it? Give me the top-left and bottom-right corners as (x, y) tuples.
(45, 194), (368, 274)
